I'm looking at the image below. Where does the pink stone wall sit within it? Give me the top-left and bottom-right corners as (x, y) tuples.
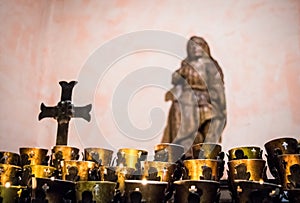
(0, 1), (299, 160)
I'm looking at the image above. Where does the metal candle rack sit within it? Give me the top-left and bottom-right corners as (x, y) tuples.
(0, 81), (299, 202)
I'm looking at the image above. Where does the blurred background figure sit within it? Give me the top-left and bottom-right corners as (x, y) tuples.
(162, 36), (227, 156)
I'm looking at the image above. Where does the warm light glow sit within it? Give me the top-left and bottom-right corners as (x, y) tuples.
(135, 187), (140, 191)
(237, 186), (242, 193)
(259, 179), (264, 185)
(50, 177), (55, 181)
(142, 178), (148, 185)
(5, 182), (11, 188)
(269, 190), (276, 196)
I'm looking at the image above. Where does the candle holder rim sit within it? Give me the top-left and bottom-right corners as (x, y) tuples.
(264, 137), (298, 146)
(19, 147), (48, 151)
(228, 146), (261, 150)
(125, 180), (168, 185)
(84, 147), (114, 152)
(174, 179), (220, 185)
(0, 163), (21, 169)
(227, 159), (266, 163)
(155, 143), (185, 148)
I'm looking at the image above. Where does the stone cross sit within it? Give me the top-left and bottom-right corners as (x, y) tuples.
(38, 81), (92, 145)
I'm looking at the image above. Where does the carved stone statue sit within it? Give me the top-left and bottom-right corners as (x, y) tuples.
(161, 36), (226, 154)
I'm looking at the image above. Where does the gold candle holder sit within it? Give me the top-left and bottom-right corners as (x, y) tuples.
(98, 165), (136, 193)
(61, 160), (96, 182)
(264, 137), (298, 180)
(227, 159), (266, 182)
(174, 180), (220, 203)
(154, 143), (184, 162)
(264, 137), (298, 158)
(51, 145), (79, 168)
(84, 147), (113, 166)
(277, 154), (300, 189)
(115, 166), (136, 193)
(75, 181), (116, 203)
(227, 146), (262, 160)
(227, 159), (267, 201)
(0, 151), (20, 166)
(19, 147), (48, 166)
(0, 185), (26, 203)
(117, 148), (148, 169)
(234, 180), (282, 203)
(192, 143), (222, 159)
(0, 164), (22, 186)
(183, 159), (221, 181)
(124, 180), (168, 203)
(30, 177), (76, 202)
(142, 161), (176, 182)
(23, 165), (56, 179)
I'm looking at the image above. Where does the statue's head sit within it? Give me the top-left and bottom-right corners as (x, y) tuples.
(187, 36), (211, 60)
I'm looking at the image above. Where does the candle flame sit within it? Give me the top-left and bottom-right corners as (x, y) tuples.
(142, 178), (148, 185)
(5, 182), (11, 188)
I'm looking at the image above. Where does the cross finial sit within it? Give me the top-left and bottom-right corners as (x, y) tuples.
(38, 81), (92, 145)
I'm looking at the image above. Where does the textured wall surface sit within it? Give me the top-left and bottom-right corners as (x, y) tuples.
(0, 0), (299, 161)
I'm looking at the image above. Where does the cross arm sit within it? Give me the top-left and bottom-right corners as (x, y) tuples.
(74, 104), (92, 122)
(38, 103), (58, 120)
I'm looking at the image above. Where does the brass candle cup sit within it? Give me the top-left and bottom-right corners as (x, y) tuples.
(117, 148), (148, 169)
(264, 137), (298, 158)
(124, 180), (168, 203)
(84, 148), (113, 166)
(51, 145), (79, 168)
(23, 165), (56, 180)
(234, 180), (282, 203)
(0, 164), (22, 186)
(19, 147), (49, 166)
(61, 160), (96, 182)
(174, 180), (220, 203)
(227, 159), (266, 200)
(0, 151), (20, 166)
(102, 166), (136, 193)
(75, 181), (116, 203)
(264, 137), (298, 180)
(154, 143), (184, 162)
(227, 159), (266, 182)
(192, 143), (222, 159)
(227, 146), (262, 160)
(277, 154), (300, 189)
(183, 159), (222, 181)
(31, 177), (76, 202)
(0, 185), (26, 202)
(142, 161), (176, 182)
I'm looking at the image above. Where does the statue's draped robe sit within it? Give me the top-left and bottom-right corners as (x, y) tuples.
(162, 56), (226, 152)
